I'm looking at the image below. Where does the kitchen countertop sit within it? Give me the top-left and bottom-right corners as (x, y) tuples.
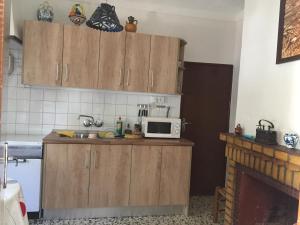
(43, 132), (194, 146)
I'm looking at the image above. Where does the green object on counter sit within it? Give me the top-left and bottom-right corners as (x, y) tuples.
(116, 117), (123, 136)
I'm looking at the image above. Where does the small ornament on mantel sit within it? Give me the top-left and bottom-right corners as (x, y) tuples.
(235, 124), (243, 136)
(283, 133), (299, 149)
(125, 16), (138, 32)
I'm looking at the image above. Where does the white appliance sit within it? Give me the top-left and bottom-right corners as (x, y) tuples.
(141, 117), (181, 139)
(5, 142), (42, 218)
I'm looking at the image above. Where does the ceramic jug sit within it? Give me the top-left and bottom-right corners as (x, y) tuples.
(125, 16), (138, 32)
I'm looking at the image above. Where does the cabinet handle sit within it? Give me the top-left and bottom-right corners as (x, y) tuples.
(64, 64), (69, 82)
(56, 64), (60, 81)
(3, 142), (8, 189)
(94, 151), (98, 169)
(84, 150), (90, 169)
(119, 69), (123, 86)
(8, 53), (14, 75)
(126, 69), (130, 86)
(151, 70), (154, 88)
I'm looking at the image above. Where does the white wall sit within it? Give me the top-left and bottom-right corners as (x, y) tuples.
(235, 0), (300, 146)
(5, 0), (243, 134)
(2, 47), (181, 135)
(12, 0), (240, 64)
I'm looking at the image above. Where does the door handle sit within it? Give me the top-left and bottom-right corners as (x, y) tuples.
(181, 118), (192, 132)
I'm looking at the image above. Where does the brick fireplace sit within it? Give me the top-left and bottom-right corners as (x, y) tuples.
(220, 133), (300, 225)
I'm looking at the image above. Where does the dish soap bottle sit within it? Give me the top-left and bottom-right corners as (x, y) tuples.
(116, 117), (123, 136)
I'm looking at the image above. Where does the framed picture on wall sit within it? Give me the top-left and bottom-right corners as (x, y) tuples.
(276, 0), (300, 64)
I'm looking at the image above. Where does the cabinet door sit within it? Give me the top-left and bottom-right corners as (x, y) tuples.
(124, 33), (150, 92)
(89, 145), (131, 207)
(43, 144), (91, 209)
(62, 25), (100, 88)
(149, 36), (180, 94)
(98, 32), (126, 91)
(23, 21), (63, 86)
(130, 146), (161, 206)
(159, 146), (192, 206)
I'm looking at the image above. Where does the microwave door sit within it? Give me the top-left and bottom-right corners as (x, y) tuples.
(148, 122), (172, 134)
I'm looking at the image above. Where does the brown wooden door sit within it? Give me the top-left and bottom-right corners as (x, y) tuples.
(23, 21), (63, 86)
(149, 36), (180, 94)
(98, 31), (126, 91)
(159, 146), (192, 206)
(43, 144), (91, 209)
(89, 145), (131, 207)
(129, 145), (161, 206)
(124, 33), (150, 92)
(62, 25), (100, 88)
(181, 62), (233, 195)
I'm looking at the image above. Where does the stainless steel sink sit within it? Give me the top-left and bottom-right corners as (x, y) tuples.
(74, 131), (92, 139)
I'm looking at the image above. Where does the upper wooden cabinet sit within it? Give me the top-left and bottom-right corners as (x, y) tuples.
(98, 32), (126, 91)
(124, 33), (151, 92)
(149, 36), (181, 94)
(62, 25), (100, 88)
(22, 21), (185, 94)
(23, 21), (63, 86)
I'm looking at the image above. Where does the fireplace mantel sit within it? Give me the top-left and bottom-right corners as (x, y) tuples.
(220, 132), (300, 225)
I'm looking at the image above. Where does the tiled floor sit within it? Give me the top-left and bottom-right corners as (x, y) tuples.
(30, 196), (221, 225)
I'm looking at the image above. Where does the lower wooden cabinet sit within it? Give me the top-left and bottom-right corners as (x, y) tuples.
(159, 146), (192, 206)
(129, 145), (162, 206)
(42, 143), (192, 210)
(43, 144), (91, 209)
(89, 145), (131, 207)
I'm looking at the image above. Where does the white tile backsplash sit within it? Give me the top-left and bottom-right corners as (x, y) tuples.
(1, 47), (181, 135)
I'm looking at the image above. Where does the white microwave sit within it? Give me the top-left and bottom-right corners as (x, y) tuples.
(141, 117), (181, 139)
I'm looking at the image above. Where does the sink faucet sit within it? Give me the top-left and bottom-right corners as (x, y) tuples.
(78, 115), (104, 128)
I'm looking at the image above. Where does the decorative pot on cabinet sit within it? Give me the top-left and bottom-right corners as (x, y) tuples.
(125, 16), (138, 32)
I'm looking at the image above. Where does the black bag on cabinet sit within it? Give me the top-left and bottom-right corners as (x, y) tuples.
(86, 3), (123, 32)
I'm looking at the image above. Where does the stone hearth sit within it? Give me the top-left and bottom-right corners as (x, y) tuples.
(220, 133), (300, 225)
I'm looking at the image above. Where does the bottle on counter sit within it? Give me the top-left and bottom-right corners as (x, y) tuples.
(116, 116), (123, 136)
(124, 123), (132, 135)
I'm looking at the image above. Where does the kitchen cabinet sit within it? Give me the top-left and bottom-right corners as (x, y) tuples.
(42, 136), (193, 213)
(89, 145), (131, 207)
(159, 146), (192, 205)
(62, 25), (100, 88)
(43, 144), (91, 209)
(23, 21), (185, 94)
(124, 32), (151, 92)
(148, 36), (180, 94)
(98, 31), (126, 91)
(23, 21), (63, 86)
(129, 145), (161, 206)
